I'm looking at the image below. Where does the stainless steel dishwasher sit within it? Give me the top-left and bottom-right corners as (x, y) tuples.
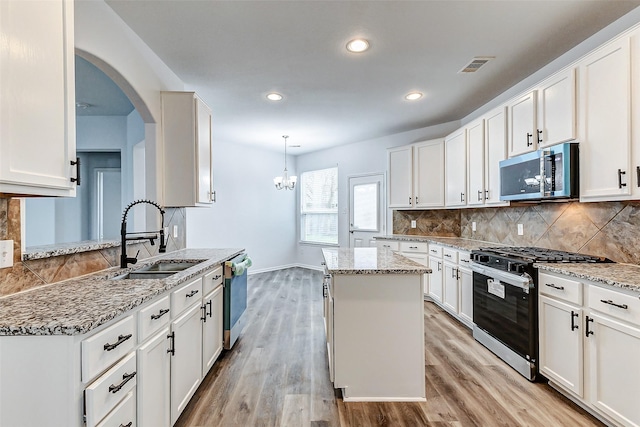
(223, 253), (250, 349)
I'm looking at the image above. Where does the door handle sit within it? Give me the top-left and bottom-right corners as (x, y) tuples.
(585, 316), (594, 337)
(526, 133), (533, 147)
(537, 129), (543, 144)
(618, 169), (627, 188)
(570, 311), (579, 331)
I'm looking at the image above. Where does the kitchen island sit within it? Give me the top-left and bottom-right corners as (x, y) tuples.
(322, 247), (430, 402)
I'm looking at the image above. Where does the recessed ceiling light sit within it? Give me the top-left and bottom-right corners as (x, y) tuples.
(266, 93), (283, 101)
(405, 92), (423, 101)
(346, 38), (369, 53)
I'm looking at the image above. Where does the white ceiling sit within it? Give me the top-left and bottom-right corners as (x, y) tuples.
(104, 1), (640, 154)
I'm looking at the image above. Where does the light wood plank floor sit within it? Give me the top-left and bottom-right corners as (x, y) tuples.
(175, 267), (604, 427)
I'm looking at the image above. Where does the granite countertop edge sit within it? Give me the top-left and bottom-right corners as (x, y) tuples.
(374, 234), (502, 252)
(322, 247), (431, 275)
(535, 263), (640, 293)
(23, 239), (144, 261)
(0, 248), (244, 336)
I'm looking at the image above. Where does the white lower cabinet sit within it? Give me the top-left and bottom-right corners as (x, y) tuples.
(443, 260), (458, 314)
(170, 301), (204, 425)
(428, 256), (443, 303)
(539, 270), (640, 427)
(458, 260), (473, 327)
(137, 327), (171, 427)
(432, 247), (472, 329)
(97, 391), (136, 427)
(202, 285), (224, 376)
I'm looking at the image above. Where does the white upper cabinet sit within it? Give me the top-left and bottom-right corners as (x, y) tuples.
(536, 68), (576, 148)
(466, 119), (485, 206)
(0, 0), (76, 197)
(508, 90), (538, 157)
(578, 36), (632, 201)
(387, 145), (413, 208)
(162, 92), (214, 207)
(445, 129), (467, 207)
(413, 139), (445, 208)
(484, 106), (509, 206)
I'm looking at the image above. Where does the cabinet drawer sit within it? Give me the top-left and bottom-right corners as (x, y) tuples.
(138, 296), (170, 343)
(458, 251), (471, 267)
(443, 248), (458, 263)
(82, 316), (136, 383)
(171, 277), (203, 316)
(95, 390), (136, 427)
(589, 285), (640, 326)
(539, 272), (583, 305)
(400, 241), (428, 253)
(85, 352), (137, 427)
(428, 244), (443, 258)
(376, 240), (399, 251)
(203, 265), (223, 295)
(402, 253), (428, 267)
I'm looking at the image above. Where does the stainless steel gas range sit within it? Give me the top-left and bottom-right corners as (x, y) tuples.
(469, 246), (612, 381)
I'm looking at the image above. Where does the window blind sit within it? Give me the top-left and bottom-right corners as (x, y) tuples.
(300, 167), (338, 244)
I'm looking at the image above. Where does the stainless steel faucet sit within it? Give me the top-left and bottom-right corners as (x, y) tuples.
(120, 199), (166, 268)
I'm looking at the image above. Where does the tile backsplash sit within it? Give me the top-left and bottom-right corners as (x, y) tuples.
(0, 199), (186, 297)
(394, 201), (640, 265)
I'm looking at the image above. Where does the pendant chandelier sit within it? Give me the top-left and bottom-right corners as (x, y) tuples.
(273, 135), (297, 190)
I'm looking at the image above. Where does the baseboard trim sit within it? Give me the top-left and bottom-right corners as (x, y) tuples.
(248, 263), (323, 275)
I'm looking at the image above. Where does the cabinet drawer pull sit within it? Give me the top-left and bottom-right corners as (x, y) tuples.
(119, 423), (133, 427)
(444, 254), (452, 258)
(167, 332), (175, 355)
(586, 316), (594, 337)
(108, 371), (136, 394)
(103, 334), (132, 351)
(186, 289), (199, 298)
(570, 311), (579, 331)
(600, 299), (628, 310)
(618, 169), (627, 188)
(460, 259), (469, 263)
(150, 308), (170, 320)
(430, 249), (437, 253)
(544, 283), (564, 290)
(212, 274), (221, 281)
(409, 246), (418, 249)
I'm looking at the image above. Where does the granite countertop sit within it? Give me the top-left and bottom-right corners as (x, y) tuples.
(375, 234), (503, 252)
(536, 262), (640, 293)
(23, 239), (145, 261)
(0, 248), (244, 336)
(322, 247), (431, 275)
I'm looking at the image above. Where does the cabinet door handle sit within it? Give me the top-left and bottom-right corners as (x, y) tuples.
(151, 308), (170, 320)
(544, 283), (564, 291)
(207, 300), (213, 317)
(600, 299), (628, 310)
(108, 372), (136, 394)
(460, 192), (465, 202)
(186, 289), (199, 298)
(415, 196), (419, 204)
(201, 304), (207, 322)
(485, 189), (489, 200)
(103, 334), (132, 352)
(636, 166), (639, 188)
(409, 246), (418, 249)
(570, 311), (579, 331)
(167, 332), (175, 355)
(437, 262), (442, 272)
(460, 259), (470, 263)
(537, 129), (543, 144)
(526, 133), (533, 146)
(70, 157), (81, 185)
(585, 316), (594, 337)
(119, 423), (133, 427)
(618, 169), (627, 188)
(477, 190), (482, 201)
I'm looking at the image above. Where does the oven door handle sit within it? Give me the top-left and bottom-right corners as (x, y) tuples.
(469, 263), (532, 291)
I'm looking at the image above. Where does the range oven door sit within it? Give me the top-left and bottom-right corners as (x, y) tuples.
(470, 263), (537, 366)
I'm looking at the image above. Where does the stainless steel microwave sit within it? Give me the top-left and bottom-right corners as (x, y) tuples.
(499, 142), (579, 201)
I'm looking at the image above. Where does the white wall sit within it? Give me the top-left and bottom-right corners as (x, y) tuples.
(185, 140), (298, 273)
(295, 121), (460, 269)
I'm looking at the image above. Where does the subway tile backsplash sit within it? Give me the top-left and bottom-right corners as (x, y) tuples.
(393, 201), (640, 264)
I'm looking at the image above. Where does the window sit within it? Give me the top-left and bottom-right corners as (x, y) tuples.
(300, 167), (338, 245)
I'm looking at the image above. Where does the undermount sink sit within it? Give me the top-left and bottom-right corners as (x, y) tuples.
(136, 261), (198, 273)
(110, 261), (199, 280)
(111, 271), (177, 280)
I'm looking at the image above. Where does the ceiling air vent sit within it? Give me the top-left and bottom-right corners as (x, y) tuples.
(459, 56), (495, 74)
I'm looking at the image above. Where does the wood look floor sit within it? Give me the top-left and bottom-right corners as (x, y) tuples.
(175, 268), (603, 427)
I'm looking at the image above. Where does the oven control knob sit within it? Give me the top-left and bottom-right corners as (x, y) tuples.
(508, 262), (524, 274)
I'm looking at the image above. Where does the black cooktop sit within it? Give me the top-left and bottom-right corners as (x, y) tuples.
(475, 246), (613, 264)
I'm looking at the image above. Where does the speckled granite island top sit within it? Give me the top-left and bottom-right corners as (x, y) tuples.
(0, 248), (243, 336)
(536, 262), (640, 293)
(322, 247), (431, 275)
(375, 235), (503, 252)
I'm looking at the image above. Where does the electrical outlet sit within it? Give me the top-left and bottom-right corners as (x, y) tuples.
(517, 224), (524, 236)
(472, 221), (477, 232)
(0, 240), (13, 268)
(173, 225), (178, 238)
(411, 220), (417, 228)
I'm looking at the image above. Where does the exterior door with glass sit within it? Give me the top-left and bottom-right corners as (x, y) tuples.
(349, 174), (385, 247)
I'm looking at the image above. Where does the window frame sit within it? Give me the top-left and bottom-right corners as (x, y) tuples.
(299, 167), (339, 246)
